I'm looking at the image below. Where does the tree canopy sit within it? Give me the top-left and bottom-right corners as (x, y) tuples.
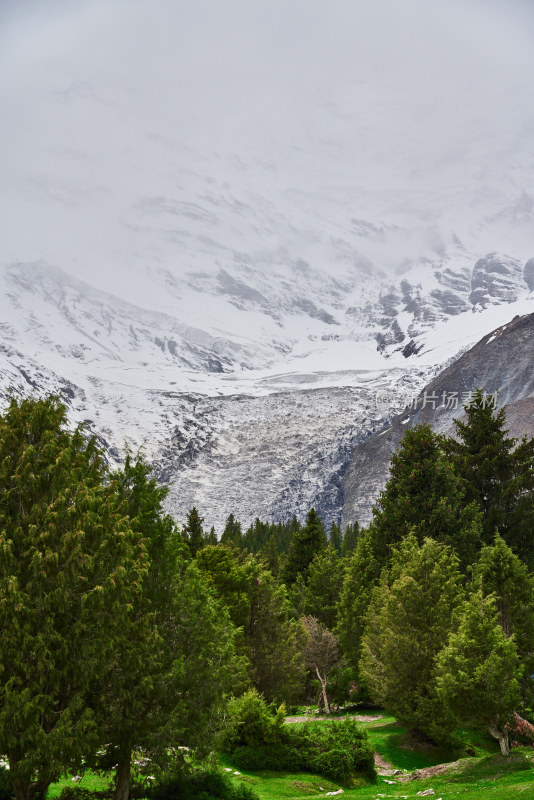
(0, 397), (148, 800)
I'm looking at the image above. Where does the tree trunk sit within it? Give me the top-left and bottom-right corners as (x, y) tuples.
(315, 666), (330, 715)
(488, 723), (510, 756)
(12, 778), (51, 800)
(114, 747), (132, 800)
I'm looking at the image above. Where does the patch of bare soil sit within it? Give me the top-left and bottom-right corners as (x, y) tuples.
(285, 714), (384, 724)
(397, 759), (463, 782)
(373, 752), (399, 776)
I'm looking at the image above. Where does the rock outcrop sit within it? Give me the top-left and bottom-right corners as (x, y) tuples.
(342, 312), (534, 528)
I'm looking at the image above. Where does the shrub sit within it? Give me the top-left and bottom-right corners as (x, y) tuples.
(292, 720), (376, 782)
(146, 769), (258, 800)
(230, 743), (304, 772)
(222, 689), (286, 750)
(222, 691), (376, 784)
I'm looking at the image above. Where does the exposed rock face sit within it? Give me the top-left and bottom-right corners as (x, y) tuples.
(342, 312), (534, 528)
(1, 259), (533, 533)
(524, 258), (534, 292)
(469, 253), (525, 307)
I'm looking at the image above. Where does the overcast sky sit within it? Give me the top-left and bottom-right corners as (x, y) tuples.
(1, 0), (533, 290)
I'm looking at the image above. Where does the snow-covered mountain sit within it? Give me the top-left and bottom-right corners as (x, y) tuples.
(1, 0), (534, 530)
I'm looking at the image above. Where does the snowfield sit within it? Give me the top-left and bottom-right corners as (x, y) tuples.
(1, 0), (534, 529)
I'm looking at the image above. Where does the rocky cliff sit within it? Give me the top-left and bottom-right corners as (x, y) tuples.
(341, 312), (534, 528)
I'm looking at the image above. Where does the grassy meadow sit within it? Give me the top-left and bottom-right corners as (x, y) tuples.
(45, 710), (534, 800)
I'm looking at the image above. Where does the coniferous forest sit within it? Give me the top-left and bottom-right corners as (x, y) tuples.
(1, 391), (534, 800)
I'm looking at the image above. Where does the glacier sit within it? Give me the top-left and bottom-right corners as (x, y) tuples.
(1, 0), (534, 530)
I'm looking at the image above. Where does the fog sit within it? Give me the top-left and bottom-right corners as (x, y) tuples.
(1, 0), (533, 294)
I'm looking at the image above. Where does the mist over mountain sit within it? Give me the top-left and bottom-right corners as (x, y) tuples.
(1, 0), (533, 529)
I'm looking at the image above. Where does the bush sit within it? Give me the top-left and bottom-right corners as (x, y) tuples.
(222, 691), (376, 784)
(292, 720), (376, 782)
(230, 743), (304, 772)
(58, 790), (110, 800)
(222, 689), (286, 750)
(146, 769), (258, 800)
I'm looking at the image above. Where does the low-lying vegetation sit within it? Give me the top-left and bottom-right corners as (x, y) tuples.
(221, 691), (376, 784)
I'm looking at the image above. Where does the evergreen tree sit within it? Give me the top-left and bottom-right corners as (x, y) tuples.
(183, 506), (205, 557)
(287, 571), (308, 619)
(196, 545), (306, 704)
(436, 591), (521, 755)
(360, 536), (463, 743)
(221, 513), (243, 549)
(0, 397), (147, 800)
(242, 518), (269, 553)
(95, 457), (241, 800)
(97, 454), (178, 800)
(283, 508), (327, 585)
(207, 525), (218, 545)
(304, 546), (343, 630)
(265, 532), (280, 575)
(336, 530), (381, 671)
(447, 390), (534, 562)
(329, 521), (342, 554)
(369, 424), (481, 569)
(473, 534), (534, 703)
(341, 521), (359, 557)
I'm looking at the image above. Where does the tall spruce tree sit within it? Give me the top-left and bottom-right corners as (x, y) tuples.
(337, 425), (481, 674)
(0, 397), (147, 800)
(328, 521), (342, 554)
(341, 521), (359, 557)
(360, 536), (463, 743)
(447, 390), (534, 562)
(283, 508), (327, 585)
(304, 546), (343, 630)
(196, 545), (306, 704)
(436, 591), (521, 755)
(92, 456), (238, 800)
(221, 513), (243, 549)
(369, 424), (481, 568)
(473, 534), (534, 704)
(336, 529), (381, 671)
(183, 506), (205, 557)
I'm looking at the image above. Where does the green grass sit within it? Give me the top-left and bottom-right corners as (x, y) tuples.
(44, 712), (534, 800)
(223, 712), (534, 800)
(47, 770), (110, 798)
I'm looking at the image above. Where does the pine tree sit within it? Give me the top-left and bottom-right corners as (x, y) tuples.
(196, 545), (306, 704)
(336, 530), (381, 671)
(283, 508), (327, 585)
(304, 546), (343, 630)
(207, 525), (218, 545)
(0, 397), (147, 800)
(329, 521), (342, 554)
(369, 424), (481, 569)
(265, 532), (280, 575)
(436, 591), (521, 755)
(341, 521), (359, 557)
(183, 506), (205, 557)
(360, 536), (463, 743)
(221, 513), (243, 549)
(473, 534), (534, 704)
(447, 390), (534, 562)
(98, 454), (178, 800)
